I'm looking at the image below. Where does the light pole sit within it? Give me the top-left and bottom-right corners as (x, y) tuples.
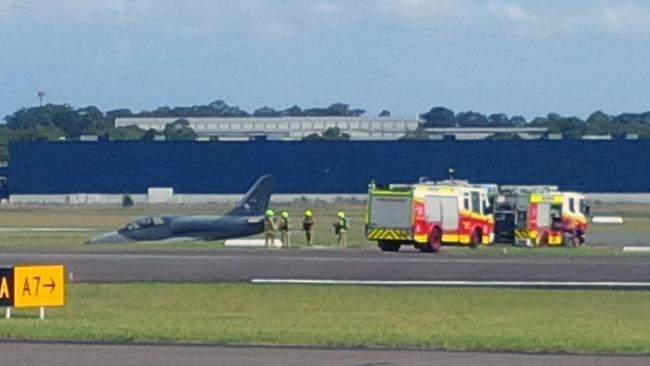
(37, 90), (46, 106)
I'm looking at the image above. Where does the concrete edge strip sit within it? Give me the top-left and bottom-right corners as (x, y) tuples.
(251, 279), (650, 289)
(623, 246), (650, 253)
(0, 228), (99, 232)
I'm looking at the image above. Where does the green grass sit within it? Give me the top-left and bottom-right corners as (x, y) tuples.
(0, 232), (644, 257)
(0, 232), (230, 251)
(1, 202), (650, 254)
(2, 283), (650, 353)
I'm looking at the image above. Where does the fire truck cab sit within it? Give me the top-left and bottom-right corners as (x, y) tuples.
(561, 192), (589, 246)
(366, 181), (495, 253)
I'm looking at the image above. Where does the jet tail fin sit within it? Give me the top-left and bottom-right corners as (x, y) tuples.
(226, 175), (273, 216)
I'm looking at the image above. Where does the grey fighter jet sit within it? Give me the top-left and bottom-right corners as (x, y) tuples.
(87, 175), (273, 244)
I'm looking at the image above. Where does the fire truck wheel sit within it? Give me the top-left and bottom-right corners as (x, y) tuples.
(421, 228), (442, 253)
(378, 241), (401, 252)
(469, 229), (481, 249)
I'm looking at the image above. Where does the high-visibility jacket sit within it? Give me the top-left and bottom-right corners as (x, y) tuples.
(302, 217), (314, 231)
(280, 217), (290, 231)
(264, 217), (277, 232)
(338, 217), (348, 232)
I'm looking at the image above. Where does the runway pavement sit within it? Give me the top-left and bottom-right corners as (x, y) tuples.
(1, 248), (649, 283)
(0, 342), (647, 366)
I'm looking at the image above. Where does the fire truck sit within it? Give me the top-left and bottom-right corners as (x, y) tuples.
(494, 186), (589, 246)
(366, 180), (495, 252)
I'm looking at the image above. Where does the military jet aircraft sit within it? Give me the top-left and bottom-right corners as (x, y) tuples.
(87, 175), (273, 244)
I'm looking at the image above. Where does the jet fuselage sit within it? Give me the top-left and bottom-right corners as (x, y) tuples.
(88, 214), (264, 244)
(87, 174), (273, 244)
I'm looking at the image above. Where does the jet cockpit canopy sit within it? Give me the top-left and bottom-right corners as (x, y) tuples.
(122, 216), (171, 231)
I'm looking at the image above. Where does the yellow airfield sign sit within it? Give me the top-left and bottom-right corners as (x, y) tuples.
(0, 267), (12, 307)
(3, 265), (66, 308)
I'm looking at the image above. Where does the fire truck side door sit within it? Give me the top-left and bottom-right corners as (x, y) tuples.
(441, 196), (459, 230)
(425, 196), (442, 222)
(537, 203), (551, 228)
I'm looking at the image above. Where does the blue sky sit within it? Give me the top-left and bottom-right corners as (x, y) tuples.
(1, 0), (650, 119)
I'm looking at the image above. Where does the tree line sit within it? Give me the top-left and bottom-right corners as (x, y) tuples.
(418, 106), (650, 139)
(0, 100), (365, 161)
(2, 99), (650, 162)
(106, 100), (365, 119)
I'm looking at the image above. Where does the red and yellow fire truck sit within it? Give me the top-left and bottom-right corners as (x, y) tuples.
(366, 181), (495, 252)
(494, 189), (589, 246)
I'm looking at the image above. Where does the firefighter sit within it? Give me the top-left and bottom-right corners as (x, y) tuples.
(573, 222), (585, 247)
(279, 210), (291, 248)
(264, 209), (277, 248)
(333, 211), (348, 247)
(302, 209), (314, 245)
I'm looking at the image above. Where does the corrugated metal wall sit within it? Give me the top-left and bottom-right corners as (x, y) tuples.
(8, 140), (650, 194)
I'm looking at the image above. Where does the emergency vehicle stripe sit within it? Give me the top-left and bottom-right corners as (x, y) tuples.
(367, 228), (410, 240)
(514, 228), (530, 239)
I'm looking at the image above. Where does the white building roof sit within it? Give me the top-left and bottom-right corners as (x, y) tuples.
(115, 116), (420, 140)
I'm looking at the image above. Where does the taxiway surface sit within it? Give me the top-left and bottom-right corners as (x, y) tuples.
(1, 342), (647, 366)
(1, 249), (648, 283)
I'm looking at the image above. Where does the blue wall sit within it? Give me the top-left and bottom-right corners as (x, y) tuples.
(8, 140), (650, 194)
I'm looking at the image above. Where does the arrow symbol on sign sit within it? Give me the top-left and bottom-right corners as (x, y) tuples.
(43, 277), (56, 293)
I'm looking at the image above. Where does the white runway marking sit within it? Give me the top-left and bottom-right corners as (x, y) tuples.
(251, 279), (650, 288)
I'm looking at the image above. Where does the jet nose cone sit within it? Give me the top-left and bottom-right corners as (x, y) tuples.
(87, 231), (132, 244)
